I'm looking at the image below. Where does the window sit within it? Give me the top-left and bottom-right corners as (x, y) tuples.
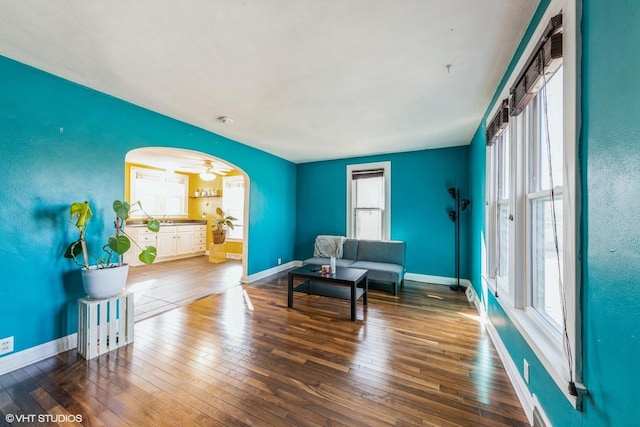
(221, 176), (244, 240)
(485, 99), (511, 297)
(347, 162), (391, 240)
(496, 128), (511, 295)
(526, 65), (564, 331)
(484, 7), (580, 404)
(130, 167), (188, 217)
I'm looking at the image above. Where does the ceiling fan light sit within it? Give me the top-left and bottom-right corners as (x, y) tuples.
(199, 171), (216, 181)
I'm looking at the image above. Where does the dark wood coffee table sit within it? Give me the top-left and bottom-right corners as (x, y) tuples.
(287, 264), (368, 321)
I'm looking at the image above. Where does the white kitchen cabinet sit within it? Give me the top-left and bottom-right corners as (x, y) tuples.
(156, 226), (178, 258)
(176, 226), (195, 255)
(194, 225), (207, 252)
(126, 223), (207, 266)
(128, 227), (159, 266)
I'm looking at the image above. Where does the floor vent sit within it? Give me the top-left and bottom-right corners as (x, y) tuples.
(532, 395), (552, 427)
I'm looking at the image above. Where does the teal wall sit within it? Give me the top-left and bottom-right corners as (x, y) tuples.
(0, 56), (296, 354)
(296, 147), (470, 279)
(581, 0), (640, 424)
(4, 1), (640, 424)
(469, 0), (640, 425)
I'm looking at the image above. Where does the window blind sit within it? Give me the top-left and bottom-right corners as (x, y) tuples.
(486, 99), (510, 146)
(510, 13), (563, 116)
(352, 169), (384, 180)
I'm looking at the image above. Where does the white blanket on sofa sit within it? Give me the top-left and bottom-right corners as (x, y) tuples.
(313, 235), (346, 258)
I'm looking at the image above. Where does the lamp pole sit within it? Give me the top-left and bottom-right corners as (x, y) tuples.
(448, 188), (470, 292)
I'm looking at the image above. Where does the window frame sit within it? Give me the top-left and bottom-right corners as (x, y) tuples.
(221, 175), (245, 241)
(524, 80), (566, 336)
(129, 166), (189, 218)
(496, 127), (511, 296)
(346, 161), (391, 240)
(482, 0), (581, 406)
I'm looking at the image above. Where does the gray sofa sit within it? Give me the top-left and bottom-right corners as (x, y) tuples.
(303, 239), (406, 296)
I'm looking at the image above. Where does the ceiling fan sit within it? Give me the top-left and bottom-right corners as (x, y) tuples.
(198, 160), (229, 181)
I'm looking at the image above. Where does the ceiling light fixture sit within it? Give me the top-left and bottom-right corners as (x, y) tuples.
(200, 171), (216, 181)
(217, 116), (234, 124)
(199, 160), (217, 181)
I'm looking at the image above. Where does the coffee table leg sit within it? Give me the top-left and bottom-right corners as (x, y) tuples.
(351, 282), (356, 321)
(363, 276), (368, 305)
(288, 274), (293, 308)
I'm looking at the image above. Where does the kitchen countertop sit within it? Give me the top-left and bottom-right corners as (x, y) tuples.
(127, 219), (207, 226)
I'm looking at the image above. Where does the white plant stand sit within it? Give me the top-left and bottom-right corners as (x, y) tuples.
(77, 292), (134, 359)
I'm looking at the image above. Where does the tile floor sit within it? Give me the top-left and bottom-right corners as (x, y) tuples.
(126, 255), (243, 321)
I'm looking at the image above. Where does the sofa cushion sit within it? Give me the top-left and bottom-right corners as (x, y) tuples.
(350, 261), (405, 284)
(342, 239), (359, 260)
(356, 240), (406, 266)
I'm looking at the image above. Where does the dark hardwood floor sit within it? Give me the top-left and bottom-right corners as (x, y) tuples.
(0, 259), (528, 426)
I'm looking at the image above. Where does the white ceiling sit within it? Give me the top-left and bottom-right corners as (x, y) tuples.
(0, 0), (538, 164)
(126, 147), (234, 175)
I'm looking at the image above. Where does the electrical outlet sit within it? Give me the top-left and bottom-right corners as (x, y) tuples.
(523, 359), (530, 383)
(277, 258), (282, 265)
(0, 336), (14, 355)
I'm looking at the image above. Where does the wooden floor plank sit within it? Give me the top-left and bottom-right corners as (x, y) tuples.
(0, 257), (529, 426)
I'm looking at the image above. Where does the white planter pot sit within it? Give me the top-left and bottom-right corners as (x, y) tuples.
(81, 264), (129, 299)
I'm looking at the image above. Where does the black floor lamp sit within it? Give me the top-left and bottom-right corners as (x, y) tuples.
(447, 187), (470, 292)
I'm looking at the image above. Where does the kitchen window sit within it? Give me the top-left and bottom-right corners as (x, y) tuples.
(129, 167), (188, 218)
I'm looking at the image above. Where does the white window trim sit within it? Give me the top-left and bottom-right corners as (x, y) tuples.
(346, 161), (391, 240)
(129, 166), (189, 218)
(222, 175), (245, 241)
(482, 0), (581, 407)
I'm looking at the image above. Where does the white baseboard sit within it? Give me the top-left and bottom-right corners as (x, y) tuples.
(0, 333), (78, 376)
(404, 272), (472, 288)
(204, 250), (242, 260)
(242, 260), (301, 283)
(244, 266), (472, 289)
(465, 285), (534, 425)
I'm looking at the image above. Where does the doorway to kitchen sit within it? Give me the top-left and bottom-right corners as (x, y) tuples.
(124, 147), (249, 320)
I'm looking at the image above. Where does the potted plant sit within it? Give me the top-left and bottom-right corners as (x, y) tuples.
(64, 200), (160, 299)
(211, 207), (237, 244)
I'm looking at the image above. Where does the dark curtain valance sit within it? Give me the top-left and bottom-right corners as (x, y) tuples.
(486, 99), (510, 146)
(510, 13), (563, 116)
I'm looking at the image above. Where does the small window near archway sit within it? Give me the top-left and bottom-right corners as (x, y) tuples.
(222, 175), (244, 240)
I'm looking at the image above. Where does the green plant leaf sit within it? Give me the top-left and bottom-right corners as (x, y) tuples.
(139, 246), (157, 265)
(146, 218), (160, 233)
(70, 202), (92, 227)
(113, 200), (131, 221)
(216, 207), (223, 215)
(108, 235), (131, 255)
(64, 240), (83, 259)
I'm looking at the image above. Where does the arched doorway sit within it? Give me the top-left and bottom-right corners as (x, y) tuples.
(124, 147), (249, 319)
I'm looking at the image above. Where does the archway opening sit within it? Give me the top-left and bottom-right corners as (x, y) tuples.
(124, 147), (250, 320)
